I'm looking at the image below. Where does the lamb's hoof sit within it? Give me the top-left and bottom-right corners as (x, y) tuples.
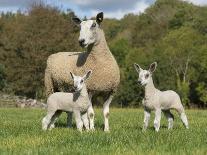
(50, 124), (55, 129)
(42, 127), (47, 131)
(89, 127), (95, 131)
(155, 128), (159, 132)
(168, 127), (173, 130)
(78, 129), (83, 133)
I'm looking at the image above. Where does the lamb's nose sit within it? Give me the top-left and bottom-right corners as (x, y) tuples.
(79, 39), (85, 46)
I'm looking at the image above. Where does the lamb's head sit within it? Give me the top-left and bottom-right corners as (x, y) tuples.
(134, 62), (157, 86)
(72, 12), (104, 48)
(70, 70), (92, 91)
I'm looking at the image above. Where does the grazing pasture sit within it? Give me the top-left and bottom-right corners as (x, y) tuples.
(0, 108), (206, 155)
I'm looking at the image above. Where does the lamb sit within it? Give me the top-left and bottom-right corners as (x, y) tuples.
(42, 70), (92, 132)
(44, 12), (120, 132)
(134, 62), (189, 132)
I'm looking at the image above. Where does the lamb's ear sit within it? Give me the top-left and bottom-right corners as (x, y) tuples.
(149, 62), (157, 73)
(70, 72), (74, 80)
(72, 17), (82, 25)
(83, 70), (92, 80)
(96, 12), (103, 24)
(134, 63), (141, 73)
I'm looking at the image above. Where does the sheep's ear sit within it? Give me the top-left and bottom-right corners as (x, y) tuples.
(72, 17), (82, 25)
(83, 70), (92, 80)
(134, 63), (141, 73)
(70, 72), (74, 80)
(149, 62), (157, 73)
(96, 12), (103, 24)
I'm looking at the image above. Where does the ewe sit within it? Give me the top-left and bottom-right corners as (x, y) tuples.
(134, 62), (189, 132)
(45, 12), (120, 131)
(42, 71), (92, 132)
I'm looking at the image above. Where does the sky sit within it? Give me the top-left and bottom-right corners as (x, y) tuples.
(0, 0), (206, 19)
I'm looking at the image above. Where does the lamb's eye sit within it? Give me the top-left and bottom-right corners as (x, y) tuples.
(91, 23), (96, 28)
(145, 74), (149, 79)
(80, 80), (83, 83)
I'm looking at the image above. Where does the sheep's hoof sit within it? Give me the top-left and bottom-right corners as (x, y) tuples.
(104, 128), (110, 133)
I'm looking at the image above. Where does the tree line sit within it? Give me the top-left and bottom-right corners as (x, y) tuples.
(0, 0), (207, 108)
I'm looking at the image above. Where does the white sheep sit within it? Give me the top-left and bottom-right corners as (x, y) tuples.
(42, 70), (92, 132)
(45, 12), (120, 132)
(134, 62), (189, 132)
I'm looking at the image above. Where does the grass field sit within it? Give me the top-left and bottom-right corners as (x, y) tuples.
(0, 108), (206, 155)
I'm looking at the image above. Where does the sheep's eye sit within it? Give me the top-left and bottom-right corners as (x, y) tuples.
(91, 23), (96, 28)
(145, 74), (149, 79)
(80, 80), (83, 83)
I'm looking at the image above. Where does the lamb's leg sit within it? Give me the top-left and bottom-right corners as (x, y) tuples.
(67, 112), (73, 128)
(103, 94), (113, 132)
(176, 107), (189, 129)
(154, 109), (161, 132)
(162, 110), (174, 129)
(42, 112), (55, 130)
(142, 108), (151, 132)
(48, 111), (62, 130)
(180, 112), (189, 129)
(81, 112), (89, 131)
(74, 110), (83, 132)
(87, 92), (95, 130)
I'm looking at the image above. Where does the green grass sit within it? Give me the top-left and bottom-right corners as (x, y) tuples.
(0, 108), (206, 155)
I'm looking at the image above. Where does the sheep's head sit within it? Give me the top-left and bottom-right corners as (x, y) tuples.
(134, 62), (157, 86)
(70, 70), (92, 91)
(72, 12), (103, 48)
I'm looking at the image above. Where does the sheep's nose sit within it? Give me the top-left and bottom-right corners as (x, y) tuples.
(137, 80), (141, 85)
(79, 39), (85, 46)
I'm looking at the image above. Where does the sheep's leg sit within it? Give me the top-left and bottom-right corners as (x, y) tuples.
(162, 110), (174, 129)
(81, 112), (89, 131)
(154, 109), (161, 132)
(74, 110), (83, 132)
(103, 94), (113, 132)
(67, 112), (73, 128)
(142, 108), (151, 132)
(87, 92), (95, 130)
(42, 112), (55, 130)
(44, 68), (54, 97)
(48, 111), (62, 130)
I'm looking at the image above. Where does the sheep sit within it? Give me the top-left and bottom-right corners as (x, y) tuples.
(134, 62), (189, 132)
(42, 70), (92, 132)
(44, 12), (120, 132)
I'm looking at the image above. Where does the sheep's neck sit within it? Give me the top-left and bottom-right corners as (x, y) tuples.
(145, 77), (156, 100)
(86, 29), (112, 58)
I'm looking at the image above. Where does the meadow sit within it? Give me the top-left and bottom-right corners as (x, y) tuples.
(0, 108), (206, 155)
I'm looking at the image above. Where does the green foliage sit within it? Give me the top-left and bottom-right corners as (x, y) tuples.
(0, 0), (207, 107)
(0, 4), (79, 98)
(0, 64), (6, 90)
(196, 83), (207, 106)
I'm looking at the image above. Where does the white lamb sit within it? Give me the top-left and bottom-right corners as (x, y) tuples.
(42, 70), (92, 132)
(134, 62), (189, 132)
